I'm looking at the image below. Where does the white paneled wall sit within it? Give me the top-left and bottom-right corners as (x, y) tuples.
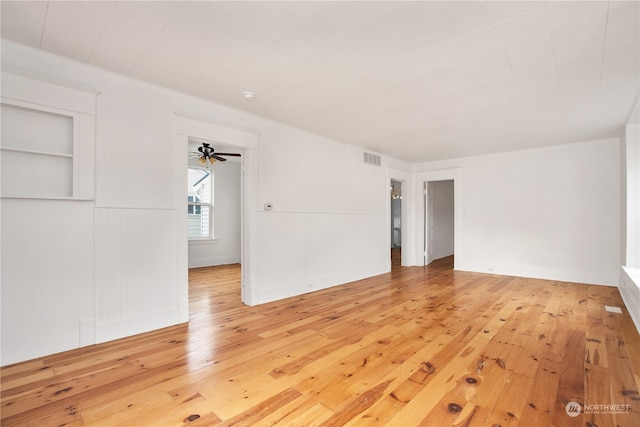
(620, 267), (640, 334)
(0, 68), (98, 365)
(95, 208), (178, 343)
(1, 199), (95, 365)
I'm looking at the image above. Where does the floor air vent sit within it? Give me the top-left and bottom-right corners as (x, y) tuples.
(363, 152), (381, 166)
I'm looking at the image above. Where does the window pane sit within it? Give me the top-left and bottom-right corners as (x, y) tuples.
(187, 168), (213, 238)
(188, 205), (211, 238)
(188, 169), (212, 204)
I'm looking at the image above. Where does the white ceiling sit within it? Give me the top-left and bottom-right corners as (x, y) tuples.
(1, 1), (638, 162)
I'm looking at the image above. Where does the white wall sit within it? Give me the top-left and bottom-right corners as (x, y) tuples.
(0, 40), (395, 365)
(619, 100), (640, 333)
(414, 139), (621, 286)
(188, 160), (241, 268)
(429, 180), (454, 261)
(255, 129), (389, 303)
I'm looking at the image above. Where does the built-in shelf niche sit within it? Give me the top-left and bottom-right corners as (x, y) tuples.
(0, 69), (98, 200)
(1, 103), (74, 198)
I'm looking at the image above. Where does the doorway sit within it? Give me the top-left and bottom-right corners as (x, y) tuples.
(390, 179), (402, 267)
(175, 115), (259, 310)
(425, 180), (454, 265)
(187, 139), (242, 269)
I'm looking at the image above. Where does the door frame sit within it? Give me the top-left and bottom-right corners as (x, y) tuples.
(175, 114), (260, 314)
(388, 168), (413, 266)
(425, 180), (455, 264)
(416, 168), (461, 268)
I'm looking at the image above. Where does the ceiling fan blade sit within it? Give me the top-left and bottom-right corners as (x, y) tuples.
(212, 154), (227, 162)
(215, 152), (241, 157)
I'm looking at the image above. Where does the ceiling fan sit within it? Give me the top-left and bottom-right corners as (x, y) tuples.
(190, 142), (241, 165)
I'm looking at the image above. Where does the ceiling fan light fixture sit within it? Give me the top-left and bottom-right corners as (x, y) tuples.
(190, 142), (241, 167)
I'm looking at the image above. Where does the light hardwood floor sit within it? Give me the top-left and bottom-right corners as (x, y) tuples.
(2, 257), (639, 426)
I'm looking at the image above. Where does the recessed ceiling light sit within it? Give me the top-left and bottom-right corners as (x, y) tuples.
(242, 91), (255, 101)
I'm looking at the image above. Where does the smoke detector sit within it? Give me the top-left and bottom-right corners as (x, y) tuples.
(242, 91), (255, 101)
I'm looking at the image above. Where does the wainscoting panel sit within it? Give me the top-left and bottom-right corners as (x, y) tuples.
(95, 207), (179, 343)
(621, 267), (640, 334)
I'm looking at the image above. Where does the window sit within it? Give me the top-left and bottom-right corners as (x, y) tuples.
(188, 168), (213, 238)
(187, 195), (201, 215)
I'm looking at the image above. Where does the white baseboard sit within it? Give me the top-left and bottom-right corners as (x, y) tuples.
(188, 256), (240, 268)
(254, 262), (390, 305)
(456, 261), (619, 287)
(95, 307), (183, 344)
(430, 250), (454, 262)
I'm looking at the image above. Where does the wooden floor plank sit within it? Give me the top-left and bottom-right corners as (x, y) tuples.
(2, 257), (640, 426)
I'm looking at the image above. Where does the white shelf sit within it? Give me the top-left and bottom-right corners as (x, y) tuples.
(1, 146), (72, 158)
(0, 195), (94, 201)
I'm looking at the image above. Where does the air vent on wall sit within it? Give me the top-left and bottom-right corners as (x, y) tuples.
(363, 152), (381, 166)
